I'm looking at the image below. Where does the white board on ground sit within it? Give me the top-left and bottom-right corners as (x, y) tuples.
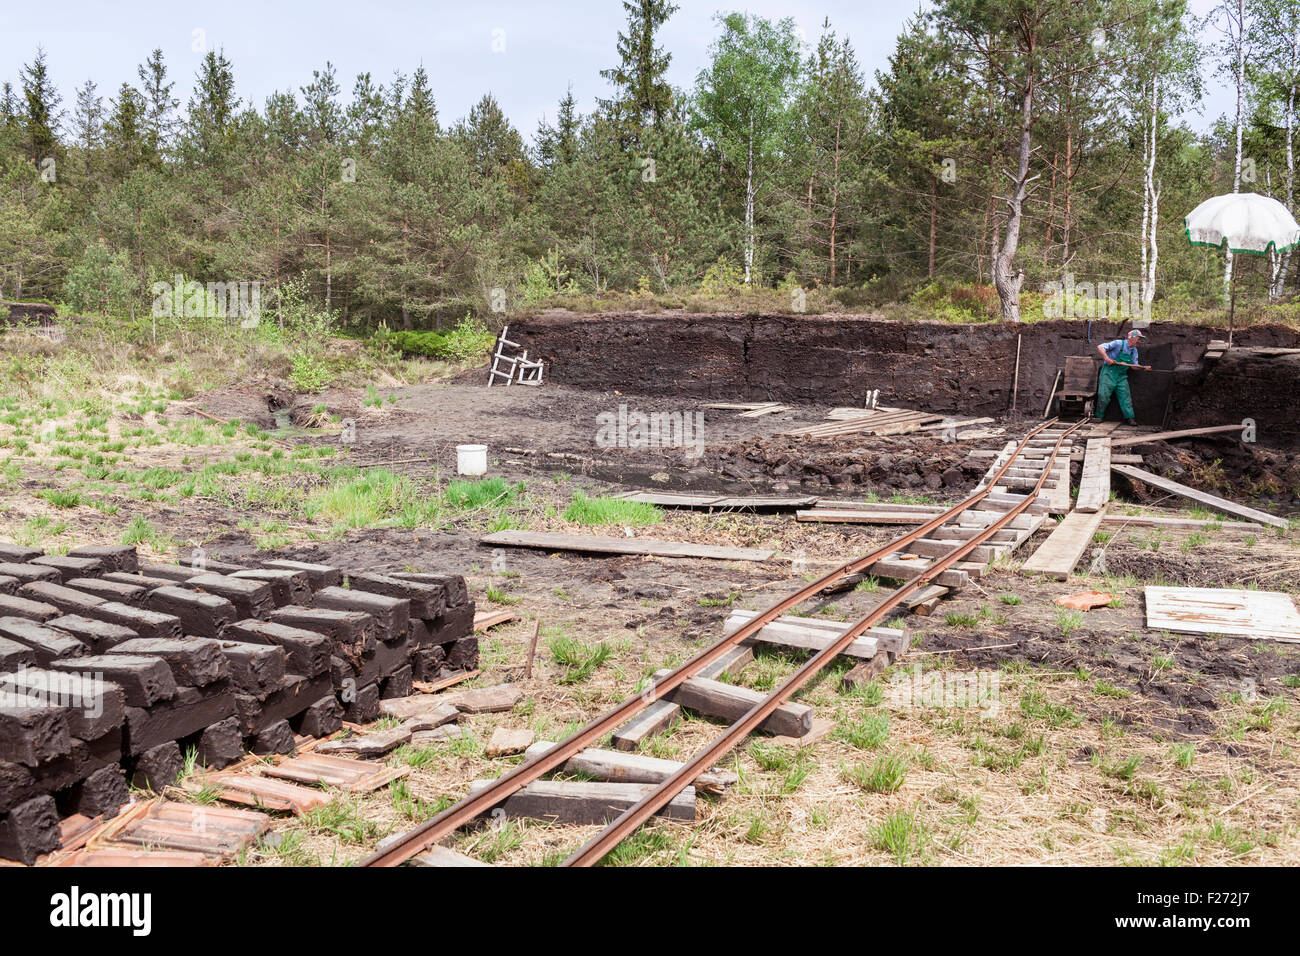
(1144, 586), (1300, 643)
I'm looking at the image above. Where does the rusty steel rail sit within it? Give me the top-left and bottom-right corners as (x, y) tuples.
(359, 418), (1066, 867)
(562, 419), (1085, 866)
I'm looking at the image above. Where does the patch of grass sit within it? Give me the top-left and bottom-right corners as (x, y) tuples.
(841, 753), (910, 793)
(999, 594), (1023, 606)
(563, 491), (662, 527)
(303, 796), (387, 845)
(834, 713), (891, 750)
(309, 467), (441, 529)
(461, 819), (526, 862)
(38, 489), (82, 508)
(1055, 609), (1085, 638)
(443, 477), (521, 511)
(601, 826), (688, 866)
(872, 807), (926, 865)
(1020, 690), (1082, 728)
(485, 586), (521, 605)
(120, 515), (157, 546)
(549, 634), (612, 684)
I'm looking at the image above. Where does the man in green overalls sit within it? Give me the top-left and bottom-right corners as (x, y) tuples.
(1093, 329), (1151, 424)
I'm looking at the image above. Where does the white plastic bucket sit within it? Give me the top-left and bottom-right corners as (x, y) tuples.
(456, 444), (488, 476)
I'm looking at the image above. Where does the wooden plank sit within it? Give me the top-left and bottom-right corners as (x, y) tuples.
(811, 500), (943, 513)
(473, 610), (518, 632)
(655, 670), (813, 737)
(1112, 424), (1244, 447)
(1111, 464), (1289, 529)
(610, 645), (751, 751)
(1100, 514), (1263, 531)
(724, 609), (903, 659)
(738, 403), (789, 418)
(468, 779), (695, 824)
(410, 846), (491, 867)
(480, 530), (775, 562)
(106, 801), (270, 859)
(1020, 508), (1108, 581)
(262, 753), (412, 792)
(523, 742), (738, 793)
(619, 491), (818, 509)
(869, 555), (968, 588)
(1076, 438), (1111, 513)
(797, 509), (940, 525)
(1144, 586), (1300, 643)
(189, 772), (334, 815)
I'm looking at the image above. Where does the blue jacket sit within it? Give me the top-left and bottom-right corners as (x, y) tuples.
(1101, 339), (1139, 366)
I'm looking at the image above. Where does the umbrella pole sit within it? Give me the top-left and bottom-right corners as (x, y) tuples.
(1228, 260), (1237, 348)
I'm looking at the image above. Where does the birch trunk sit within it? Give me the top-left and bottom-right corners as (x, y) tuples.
(744, 116), (755, 285)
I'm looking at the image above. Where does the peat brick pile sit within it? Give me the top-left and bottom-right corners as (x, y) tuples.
(0, 542), (475, 863)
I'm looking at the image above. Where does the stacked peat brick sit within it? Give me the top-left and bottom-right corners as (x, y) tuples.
(0, 542), (475, 863)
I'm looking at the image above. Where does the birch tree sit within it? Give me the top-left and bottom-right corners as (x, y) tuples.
(691, 13), (801, 284)
(1251, 0), (1300, 296)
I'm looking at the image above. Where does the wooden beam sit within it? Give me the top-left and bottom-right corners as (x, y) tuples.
(479, 531), (775, 562)
(1100, 514), (1263, 531)
(654, 670), (814, 737)
(1112, 424), (1244, 446)
(1020, 507), (1108, 581)
(467, 779), (696, 824)
(1110, 464), (1288, 529)
(724, 609), (904, 659)
(1076, 438), (1111, 513)
(610, 646), (750, 751)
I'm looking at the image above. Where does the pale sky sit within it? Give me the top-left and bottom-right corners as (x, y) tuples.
(0, 0), (1234, 144)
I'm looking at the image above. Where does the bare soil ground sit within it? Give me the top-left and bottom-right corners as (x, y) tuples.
(2, 376), (1297, 867)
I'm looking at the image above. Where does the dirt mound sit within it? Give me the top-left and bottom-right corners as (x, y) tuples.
(710, 433), (995, 492)
(510, 311), (1300, 423)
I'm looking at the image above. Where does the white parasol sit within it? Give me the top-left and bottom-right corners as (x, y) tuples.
(1184, 192), (1300, 344)
(1184, 192), (1300, 255)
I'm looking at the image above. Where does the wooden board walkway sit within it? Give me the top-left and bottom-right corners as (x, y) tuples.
(1145, 586), (1300, 643)
(479, 531), (776, 562)
(1111, 464), (1288, 529)
(1101, 514), (1263, 532)
(618, 491), (819, 509)
(1112, 424), (1244, 447)
(1020, 506), (1108, 581)
(1076, 438), (1111, 513)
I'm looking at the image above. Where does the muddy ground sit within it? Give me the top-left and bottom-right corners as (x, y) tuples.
(4, 369), (1298, 866)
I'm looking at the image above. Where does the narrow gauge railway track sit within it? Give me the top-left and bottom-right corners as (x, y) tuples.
(362, 419), (1084, 867)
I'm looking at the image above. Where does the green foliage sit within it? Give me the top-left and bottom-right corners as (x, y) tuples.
(563, 490), (662, 526)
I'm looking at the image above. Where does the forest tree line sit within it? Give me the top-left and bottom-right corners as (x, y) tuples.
(0, 0), (1295, 328)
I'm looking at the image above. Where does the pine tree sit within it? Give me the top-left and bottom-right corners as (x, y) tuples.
(137, 49), (178, 159)
(186, 49), (237, 160)
(20, 48), (62, 168)
(599, 0), (680, 141)
(535, 86), (581, 168)
(302, 62), (344, 145)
